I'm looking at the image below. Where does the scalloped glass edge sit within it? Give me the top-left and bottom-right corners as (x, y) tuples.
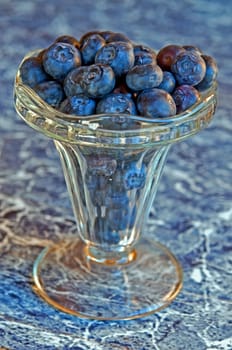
(14, 49), (218, 147)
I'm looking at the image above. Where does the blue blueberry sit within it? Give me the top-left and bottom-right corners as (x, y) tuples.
(100, 31), (131, 44)
(157, 71), (176, 93)
(80, 33), (105, 65)
(123, 161), (146, 190)
(172, 85), (200, 113)
(80, 30), (102, 44)
(20, 56), (50, 88)
(98, 30), (114, 41)
(171, 51), (206, 86)
(54, 35), (80, 49)
(63, 66), (87, 96)
(183, 45), (202, 55)
(133, 44), (157, 66)
(59, 94), (96, 116)
(33, 81), (65, 107)
(126, 63), (163, 91)
(95, 41), (134, 76)
(137, 88), (176, 119)
(64, 64), (116, 98)
(96, 93), (138, 130)
(96, 93), (137, 114)
(84, 64), (116, 98)
(42, 42), (82, 80)
(196, 55), (218, 91)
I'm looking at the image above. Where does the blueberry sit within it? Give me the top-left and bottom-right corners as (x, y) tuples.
(64, 64), (115, 98)
(98, 30), (114, 41)
(63, 66), (87, 96)
(123, 161), (146, 190)
(157, 44), (185, 71)
(54, 35), (80, 49)
(20, 56), (50, 88)
(96, 93), (137, 130)
(42, 42), (82, 80)
(196, 55), (218, 91)
(95, 41), (134, 76)
(172, 85), (200, 113)
(33, 81), (65, 107)
(126, 63), (163, 91)
(171, 51), (206, 86)
(137, 88), (176, 119)
(183, 45), (202, 55)
(80, 33), (105, 65)
(59, 94), (96, 116)
(100, 31), (131, 44)
(84, 64), (116, 98)
(157, 71), (176, 93)
(80, 30), (102, 44)
(96, 93), (137, 114)
(133, 44), (157, 65)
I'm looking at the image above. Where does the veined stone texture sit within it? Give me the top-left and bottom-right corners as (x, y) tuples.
(0, 0), (231, 349)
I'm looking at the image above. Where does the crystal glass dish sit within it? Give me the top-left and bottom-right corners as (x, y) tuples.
(14, 50), (217, 320)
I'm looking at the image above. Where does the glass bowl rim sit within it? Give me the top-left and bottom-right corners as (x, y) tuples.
(14, 49), (218, 146)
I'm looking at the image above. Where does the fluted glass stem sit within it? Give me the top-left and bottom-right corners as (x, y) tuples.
(55, 140), (170, 264)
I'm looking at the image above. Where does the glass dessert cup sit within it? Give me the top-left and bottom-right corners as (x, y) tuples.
(14, 52), (217, 320)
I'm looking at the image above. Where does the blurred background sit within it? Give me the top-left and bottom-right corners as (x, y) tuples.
(0, 0), (231, 349)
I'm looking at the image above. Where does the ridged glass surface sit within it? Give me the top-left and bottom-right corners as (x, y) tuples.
(55, 140), (170, 261)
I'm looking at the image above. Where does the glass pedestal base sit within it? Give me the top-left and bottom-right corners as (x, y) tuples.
(33, 237), (183, 320)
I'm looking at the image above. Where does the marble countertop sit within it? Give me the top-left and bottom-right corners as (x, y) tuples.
(0, 0), (231, 349)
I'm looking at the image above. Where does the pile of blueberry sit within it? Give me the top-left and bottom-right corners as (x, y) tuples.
(20, 30), (217, 124)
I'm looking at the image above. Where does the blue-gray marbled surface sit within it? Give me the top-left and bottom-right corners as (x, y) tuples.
(0, 0), (231, 349)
